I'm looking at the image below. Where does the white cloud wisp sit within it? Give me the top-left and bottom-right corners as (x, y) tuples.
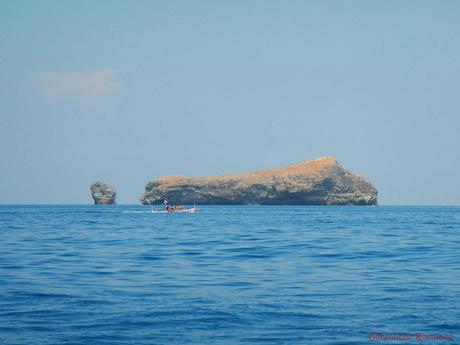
(30, 68), (121, 102)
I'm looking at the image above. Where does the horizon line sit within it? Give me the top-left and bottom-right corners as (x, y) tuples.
(1, 203), (460, 207)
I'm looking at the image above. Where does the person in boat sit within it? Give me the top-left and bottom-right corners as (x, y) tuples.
(163, 197), (169, 210)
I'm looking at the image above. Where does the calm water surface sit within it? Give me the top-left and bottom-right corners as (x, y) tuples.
(0, 205), (459, 344)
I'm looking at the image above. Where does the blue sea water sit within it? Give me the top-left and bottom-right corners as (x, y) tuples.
(0, 205), (459, 344)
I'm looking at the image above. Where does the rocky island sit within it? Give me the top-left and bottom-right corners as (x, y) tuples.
(90, 181), (117, 205)
(140, 157), (377, 205)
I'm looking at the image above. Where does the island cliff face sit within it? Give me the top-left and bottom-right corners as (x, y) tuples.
(140, 157), (377, 205)
(90, 181), (117, 205)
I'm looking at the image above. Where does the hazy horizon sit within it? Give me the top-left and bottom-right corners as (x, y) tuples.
(1, 1), (459, 205)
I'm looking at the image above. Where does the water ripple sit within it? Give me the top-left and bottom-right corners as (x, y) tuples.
(0, 205), (459, 344)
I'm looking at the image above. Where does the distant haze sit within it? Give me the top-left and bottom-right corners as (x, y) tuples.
(1, 1), (459, 205)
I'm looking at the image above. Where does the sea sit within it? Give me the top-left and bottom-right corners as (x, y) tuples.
(0, 205), (459, 344)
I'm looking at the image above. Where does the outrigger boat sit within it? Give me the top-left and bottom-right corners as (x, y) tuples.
(150, 207), (197, 214)
(150, 203), (198, 214)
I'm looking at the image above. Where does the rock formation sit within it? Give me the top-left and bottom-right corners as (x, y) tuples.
(140, 156), (377, 205)
(90, 181), (116, 205)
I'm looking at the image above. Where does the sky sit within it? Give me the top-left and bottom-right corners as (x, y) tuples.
(0, 0), (459, 205)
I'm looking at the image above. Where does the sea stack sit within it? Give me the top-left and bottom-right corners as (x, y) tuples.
(140, 156), (377, 205)
(90, 181), (117, 205)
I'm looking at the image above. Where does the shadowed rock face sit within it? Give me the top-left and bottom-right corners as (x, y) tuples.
(140, 157), (377, 205)
(90, 181), (116, 205)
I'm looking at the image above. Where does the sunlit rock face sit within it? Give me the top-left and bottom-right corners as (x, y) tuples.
(140, 157), (377, 206)
(90, 181), (116, 205)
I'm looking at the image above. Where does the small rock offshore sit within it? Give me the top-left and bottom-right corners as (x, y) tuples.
(90, 181), (116, 205)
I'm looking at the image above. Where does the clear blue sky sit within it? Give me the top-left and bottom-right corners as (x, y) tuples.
(1, 0), (459, 205)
